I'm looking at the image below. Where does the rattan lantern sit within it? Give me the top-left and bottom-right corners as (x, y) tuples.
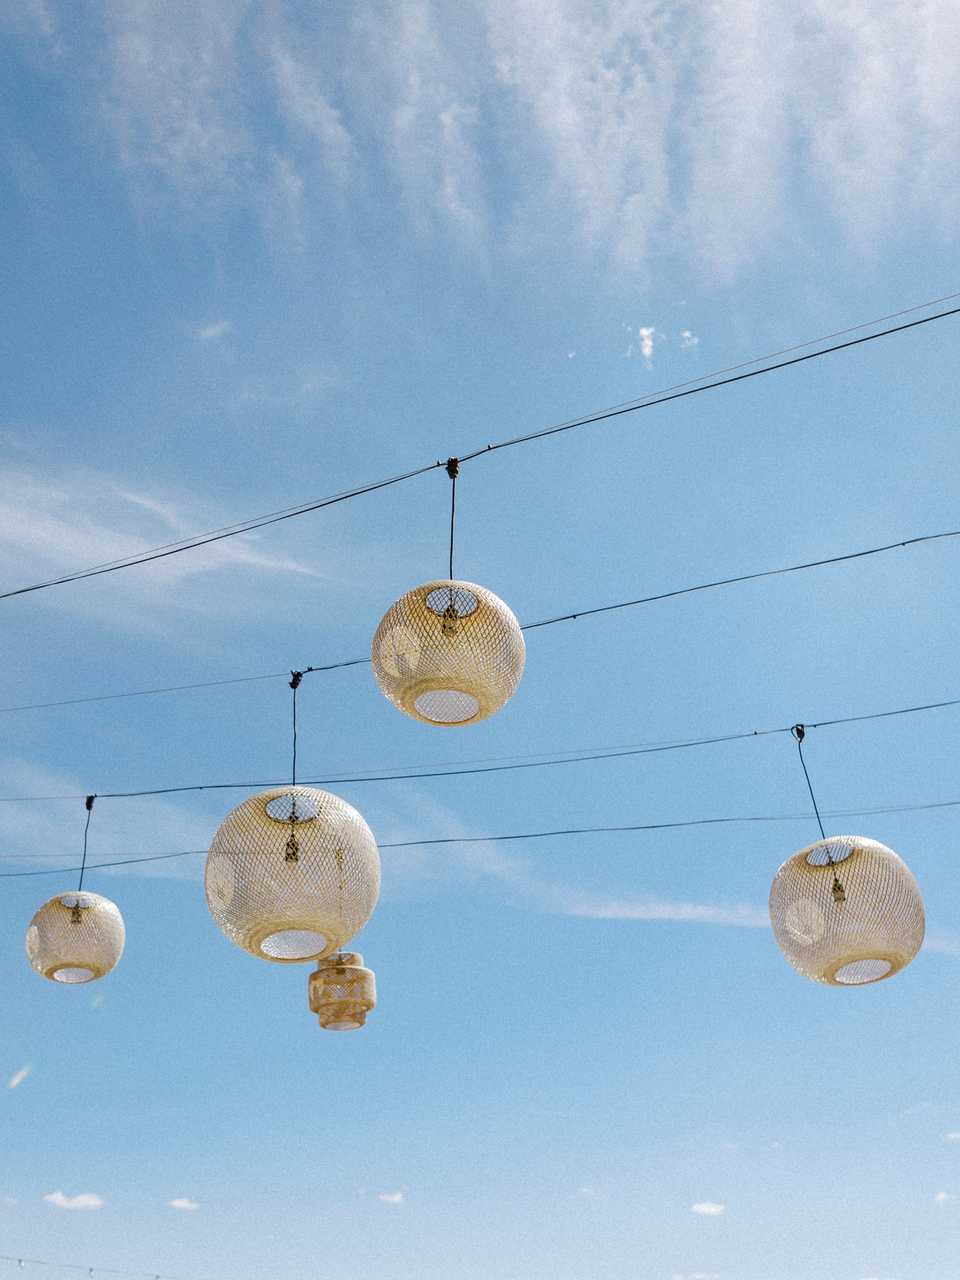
(308, 952), (376, 1030)
(372, 579), (525, 725)
(25, 891), (125, 984)
(769, 835), (924, 986)
(205, 785), (380, 963)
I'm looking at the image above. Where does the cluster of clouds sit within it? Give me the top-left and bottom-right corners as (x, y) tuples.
(4, 2), (960, 272)
(40, 1191), (198, 1211)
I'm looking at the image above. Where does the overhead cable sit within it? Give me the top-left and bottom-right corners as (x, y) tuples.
(3, 794), (960, 880)
(0, 692), (957, 806)
(0, 525), (956, 717)
(2, 300), (958, 603)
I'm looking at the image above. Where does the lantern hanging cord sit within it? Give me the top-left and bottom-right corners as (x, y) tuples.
(446, 457), (459, 581)
(77, 794), (95, 891)
(289, 671), (302, 787)
(792, 726), (827, 842)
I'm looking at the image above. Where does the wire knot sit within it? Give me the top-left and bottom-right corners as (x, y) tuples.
(791, 724), (805, 743)
(289, 671), (303, 690)
(446, 457), (460, 479)
(85, 794), (96, 811)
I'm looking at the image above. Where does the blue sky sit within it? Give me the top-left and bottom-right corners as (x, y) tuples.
(2, 3), (960, 1278)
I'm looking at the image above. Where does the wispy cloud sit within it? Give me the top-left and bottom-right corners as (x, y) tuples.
(169, 1197), (199, 1211)
(690, 1201), (725, 1216)
(934, 1190), (958, 1206)
(7, 1065), (31, 1090)
(195, 320), (232, 342)
(680, 330), (699, 349)
(673, 1273), (720, 1280)
(378, 1190), (404, 1205)
(43, 1191), (105, 1211)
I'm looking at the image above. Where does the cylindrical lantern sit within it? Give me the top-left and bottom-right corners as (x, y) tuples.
(205, 786), (380, 963)
(25, 891), (125, 984)
(372, 579), (525, 725)
(308, 952), (376, 1030)
(769, 835), (924, 986)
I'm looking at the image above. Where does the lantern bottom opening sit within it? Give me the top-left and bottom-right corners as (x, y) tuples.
(318, 1005), (368, 1031)
(833, 957), (894, 985)
(51, 965), (96, 984)
(412, 687), (481, 724)
(259, 928), (328, 961)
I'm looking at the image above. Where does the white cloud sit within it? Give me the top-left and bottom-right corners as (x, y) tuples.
(195, 320), (232, 341)
(43, 1191), (105, 1211)
(690, 1201), (725, 1216)
(944, 1132), (960, 1142)
(169, 1197), (199, 1211)
(378, 1190), (404, 1205)
(7, 1065), (31, 1090)
(934, 1190), (958, 1205)
(673, 1273), (720, 1280)
(559, 893), (768, 929)
(680, 330), (699, 349)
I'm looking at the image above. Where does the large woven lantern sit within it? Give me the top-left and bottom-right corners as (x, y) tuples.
(25, 891), (125, 984)
(769, 835), (924, 986)
(205, 786), (380, 963)
(372, 579), (525, 725)
(308, 952), (376, 1030)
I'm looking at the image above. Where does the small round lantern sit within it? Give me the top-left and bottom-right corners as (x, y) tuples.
(25, 891), (125, 984)
(308, 952), (376, 1030)
(205, 786), (380, 963)
(769, 835), (924, 986)
(371, 579), (525, 725)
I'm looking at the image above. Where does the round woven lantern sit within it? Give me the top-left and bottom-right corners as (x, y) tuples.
(769, 835), (924, 986)
(308, 952), (376, 1031)
(205, 786), (380, 963)
(25, 891), (125, 984)
(372, 579), (525, 726)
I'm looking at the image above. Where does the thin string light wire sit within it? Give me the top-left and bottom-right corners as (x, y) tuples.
(0, 691), (958, 805)
(446, 457), (460, 580)
(5, 793), (960, 879)
(0, 525), (957, 718)
(792, 726), (827, 840)
(1, 301), (958, 604)
(77, 795), (95, 891)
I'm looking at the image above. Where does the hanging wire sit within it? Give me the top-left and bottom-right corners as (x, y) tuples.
(0, 523), (957, 719)
(289, 672), (302, 786)
(76, 795), (95, 892)
(1, 300), (958, 604)
(8, 790), (960, 880)
(286, 672), (303, 862)
(792, 725), (845, 901)
(446, 457), (459, 581)
(1, 687), (960, 805)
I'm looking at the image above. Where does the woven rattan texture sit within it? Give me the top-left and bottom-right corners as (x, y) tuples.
(205, 786), (380, 963)
(769, 835), (924, 986)
(371, 579), (525, 725)
(308, 951), (377, 1030)
(25, 891), (125, 984)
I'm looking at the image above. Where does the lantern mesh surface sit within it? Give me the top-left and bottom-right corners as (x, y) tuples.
(769, 835), (924, 986)
(25, 892), (125, 984)
(205, 786), (380, 963)
(308, 952), (377, 1031)
(371, 579), (525, 725)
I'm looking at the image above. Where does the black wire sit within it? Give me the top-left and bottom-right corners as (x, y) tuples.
(2, 688), (960, 804)
(1, 527), (957, 718)
(1, 304), (958, 604)
(0, 1251), (189, 1278)
(793, 731), (827, 840)
(0, 461), (442, 602)
(77, 796), (95, 891)
(6, 793), (960, 879)
(457, 305), (960, 461)
(449, 467), (457, 580)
